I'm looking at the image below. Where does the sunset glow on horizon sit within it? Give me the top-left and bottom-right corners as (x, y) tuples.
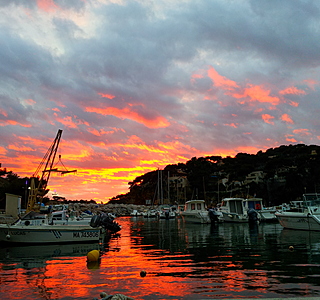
(1, 1), (320, 202)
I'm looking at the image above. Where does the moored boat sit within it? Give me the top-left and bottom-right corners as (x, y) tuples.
(158, 205), (176, 219)
(0, 210), (121, 244)
(243, 198), (277, 222)
(275, 193), (320, 231)
(181, 200), (211, 224)
(219, 197), (260, 223)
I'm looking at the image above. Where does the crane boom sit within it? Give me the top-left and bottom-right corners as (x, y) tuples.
(26, 129), (63, 212)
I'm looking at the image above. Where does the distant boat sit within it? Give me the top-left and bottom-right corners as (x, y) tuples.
(275, 193), (320, 231)
(181, 200), (211, 224)
(130, 209), (142, 216)
(158, 205), (176, 219)
(142, 208), (158, 218)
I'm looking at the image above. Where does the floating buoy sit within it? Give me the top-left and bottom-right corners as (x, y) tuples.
(6, 234), (10, 240)
(140, 270), (147, 277)
(289, 246), (294, 251)
(87, 250), (100, 262)
(100, 292), (109, 298)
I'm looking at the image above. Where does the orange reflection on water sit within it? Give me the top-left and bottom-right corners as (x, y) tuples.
(0, 219), (294, 300)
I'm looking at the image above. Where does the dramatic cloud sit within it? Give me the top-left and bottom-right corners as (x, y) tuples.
(1, 0), (320, 202)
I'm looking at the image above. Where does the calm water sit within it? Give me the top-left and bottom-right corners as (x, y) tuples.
(1, 216), (320, 300)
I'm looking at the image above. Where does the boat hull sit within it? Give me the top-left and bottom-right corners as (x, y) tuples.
(275, 212), (320, 231)
(258, 210), (277, 222)
(0, 225), (103, 244)
(181, 212), (211, 224)
(221, 212), (248, 223)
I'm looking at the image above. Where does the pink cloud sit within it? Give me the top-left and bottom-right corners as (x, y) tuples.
(223, 123), (238, 128)
(289, 101), (299, 107)
(37, 0), (58, 12)
(191, 73), (204, 84)
(207, 66), (239, 90)
(280, 114), (294, 124)
(0, 120), (31, 127)
(24, 99), (36, 105)
(286, 137), (297, 142)
(99, 93), (116, 99)
(0, 109), (8, 117)
(303, 79), (318, 91)
(86, 106), (170, 128)
(233, 85), (280, 105)
(293, 129), (311, 136)
(54, 115), (90, 128)
(279, 86), (306, 95)
(261, 114), (275, 125)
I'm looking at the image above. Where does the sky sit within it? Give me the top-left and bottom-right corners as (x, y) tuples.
(1, 0), (320, 203)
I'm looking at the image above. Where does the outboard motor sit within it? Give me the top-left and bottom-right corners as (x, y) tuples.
(247, 208), (259, 224)
(90, 214), (121, 233)
(208, 208), (220, 224)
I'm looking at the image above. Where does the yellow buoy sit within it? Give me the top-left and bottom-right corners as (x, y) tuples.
(87, 250), (100, 262)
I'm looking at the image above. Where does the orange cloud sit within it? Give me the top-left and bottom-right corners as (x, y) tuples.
(207, 66), (239, 90)
(0, 120), (31, 127)
(261, 114), (275, 125)
(8, 144), (35, 152)
(279, 86), (306, 95)
(87, 128), (101, 136)
(280, 114), (294, 124)
(54, 115), (78, 128)
(286, 137), (297, 142)
(87, 127), (120, 137)
(234, 85), (280, 105)
(293, 129), (311, 136)
(86, 106), (170, 128)
(54, 114), (90, 128)
(224, 123), (238, 128)
(99, 93), (116, 99)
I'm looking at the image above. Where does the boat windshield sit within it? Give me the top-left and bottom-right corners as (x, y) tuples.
(21, 211), (46, 220)
(303, 193), (320, 207)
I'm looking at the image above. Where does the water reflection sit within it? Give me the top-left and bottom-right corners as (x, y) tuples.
(1, 217), (320, 300)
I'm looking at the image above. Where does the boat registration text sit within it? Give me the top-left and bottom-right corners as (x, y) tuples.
(73, 231), (99, 238)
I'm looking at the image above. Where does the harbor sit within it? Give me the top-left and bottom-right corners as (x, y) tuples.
(1, 216), (320, 299)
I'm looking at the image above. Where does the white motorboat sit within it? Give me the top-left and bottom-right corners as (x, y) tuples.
(0, 210), (121, 244)
(130, 209), (142, 216)
(158, 205), (176, 219)
(243, 198), (277, 222)
(219, 197), (259, 223)
(275, 193), (320, 231)
(181, 200), (211, 224)
(143, 208), (158, 218)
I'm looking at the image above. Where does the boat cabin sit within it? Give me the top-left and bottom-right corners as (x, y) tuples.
(184, 200), (207, 212)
